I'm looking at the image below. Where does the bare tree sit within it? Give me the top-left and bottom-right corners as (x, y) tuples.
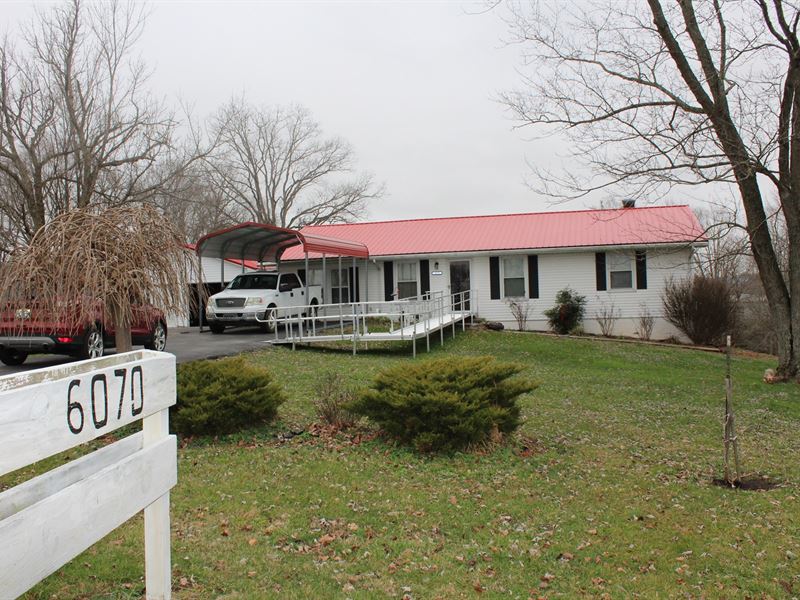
(205, 98), (382, 228)
(153, 163), (237, 242)
(0, 0), (189, 246)
(693, 204), (750, 281)
(501, 0), (800, 378)
(0, 204), (195, 353)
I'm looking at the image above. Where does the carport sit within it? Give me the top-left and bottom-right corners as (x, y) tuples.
(194, 222), (370, 331)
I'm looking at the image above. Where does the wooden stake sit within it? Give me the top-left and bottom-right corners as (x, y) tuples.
(723, 335), (741, 485)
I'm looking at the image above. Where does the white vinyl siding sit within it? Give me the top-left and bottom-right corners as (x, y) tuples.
(278, 247), (694, 341)
(502, 256), (525, 298)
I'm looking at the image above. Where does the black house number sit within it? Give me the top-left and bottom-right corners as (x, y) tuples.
(67, 366), (144, 434)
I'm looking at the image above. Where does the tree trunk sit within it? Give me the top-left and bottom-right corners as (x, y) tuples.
(109, 301), (133, 353)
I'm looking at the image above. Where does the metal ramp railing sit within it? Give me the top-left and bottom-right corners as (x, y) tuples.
(260, 289), (477, 356)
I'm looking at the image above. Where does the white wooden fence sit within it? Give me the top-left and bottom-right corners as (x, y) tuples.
(0, 350), (177, 599)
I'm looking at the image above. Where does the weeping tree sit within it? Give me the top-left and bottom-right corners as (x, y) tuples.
(501, 0), (800, 379)
(0, 204), (196, 353)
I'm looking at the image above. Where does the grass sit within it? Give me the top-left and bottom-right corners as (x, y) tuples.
(12, 329), (800, 599)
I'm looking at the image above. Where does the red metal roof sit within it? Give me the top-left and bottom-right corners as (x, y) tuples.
(281, 205), (706, 260)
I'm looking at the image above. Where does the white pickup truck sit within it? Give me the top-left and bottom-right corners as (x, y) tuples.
(205, 271), (322, 334)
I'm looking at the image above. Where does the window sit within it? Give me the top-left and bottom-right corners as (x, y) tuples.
(609, 253), (633, 289)
(502, 256), (525, 297)
(397, 262), (418, 299)
(330, 268), (349, 304)
(228, 273), (277, 290)
(280, 273), (302, 291)
(306, 268), (321, 285)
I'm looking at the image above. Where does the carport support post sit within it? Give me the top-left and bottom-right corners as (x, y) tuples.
(352, 255), (357, 345)
(198, 249), (204, 333)
(338, 256), (343, 333)
(363, 258), (369, 349)
(322, 254), (327, 303)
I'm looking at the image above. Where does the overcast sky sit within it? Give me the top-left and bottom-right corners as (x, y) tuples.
(1, 1), (707, 222)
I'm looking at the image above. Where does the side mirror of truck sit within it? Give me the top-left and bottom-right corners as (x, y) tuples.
(279, 282), (291, 292)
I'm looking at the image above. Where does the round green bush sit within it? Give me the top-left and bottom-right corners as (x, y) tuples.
(174, 356), (286, 436)
(348, 356), (537, 453)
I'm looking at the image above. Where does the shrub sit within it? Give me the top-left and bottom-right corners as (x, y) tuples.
(174, 356), (286, 436)
(348, 356), (537, 453)
(635, 305), (655, 341)
(662, 275), (738, 346)
(595, 302), (619, 337)
(544, 288), (586, 334)
(506, 297), (531, 331)
(314, 372), (358, 428)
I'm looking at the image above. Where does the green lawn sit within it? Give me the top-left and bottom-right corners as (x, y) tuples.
(16, 330), (800, 599)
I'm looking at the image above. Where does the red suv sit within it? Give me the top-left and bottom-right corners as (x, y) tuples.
(0, 301), (167, 366)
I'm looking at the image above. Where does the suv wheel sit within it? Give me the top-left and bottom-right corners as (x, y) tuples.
(79, 326), (104, 360)
(145, 321), (167, 351)
(210, 322), (225, 334)
(0, 349), (28, 366)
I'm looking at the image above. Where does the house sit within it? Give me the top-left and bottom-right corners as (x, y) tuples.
(274, 204), (706, 339)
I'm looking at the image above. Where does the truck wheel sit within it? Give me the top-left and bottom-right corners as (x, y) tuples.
(145, 321), (167, 351)
(78, 325), (104, 360)
(209, 323), (225, 334)
(262, 305), (278, 334)
(0, 349), (28, 366)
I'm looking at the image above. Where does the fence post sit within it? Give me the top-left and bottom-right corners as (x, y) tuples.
(425, 297), (431, 352)
(143, 409), (172, 600)
(352, 303), (358, 356)
(440, 295), (444, 345)
(462, 291), (466, 332)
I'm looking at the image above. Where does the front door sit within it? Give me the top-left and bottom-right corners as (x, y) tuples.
(449, 261), (471, 310)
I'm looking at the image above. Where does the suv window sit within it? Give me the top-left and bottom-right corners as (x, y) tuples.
(280, 274), (302, 290)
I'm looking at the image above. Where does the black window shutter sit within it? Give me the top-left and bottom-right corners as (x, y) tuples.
(297, 269), (306, 285)
(383, 261), (394, 301)
(489, 256), (500, 300)
(635, 250), (647, 289)
(420, 259), (430, 296)
(595, 252), (607, 291)
(527, 255), (539, 299)
(348, 267), (360, 302)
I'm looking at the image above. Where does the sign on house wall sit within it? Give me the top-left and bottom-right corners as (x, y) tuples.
(0, 350), (177, 600)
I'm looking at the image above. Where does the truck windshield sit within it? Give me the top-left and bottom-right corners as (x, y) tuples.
(228, 274), (278, 290)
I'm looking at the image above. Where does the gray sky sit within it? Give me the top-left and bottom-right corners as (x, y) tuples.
(1, 1), (706, 222)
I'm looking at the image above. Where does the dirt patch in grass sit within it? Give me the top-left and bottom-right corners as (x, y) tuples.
(712, 474), (782, 491)
(515, 435), (546, 458)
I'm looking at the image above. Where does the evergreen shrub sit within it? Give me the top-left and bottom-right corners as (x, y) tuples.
(174, 356), (285, 436)
(349, 356), (536, 452)
(544, 288), (587, 334)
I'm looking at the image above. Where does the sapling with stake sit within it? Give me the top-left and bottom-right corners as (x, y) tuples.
(723, 335), (742, 486)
